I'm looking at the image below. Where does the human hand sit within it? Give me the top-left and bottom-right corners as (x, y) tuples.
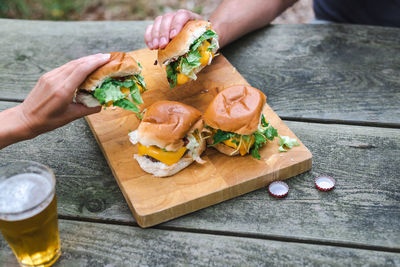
(145, 9), (202, 50)
(18, 53), (110, 139)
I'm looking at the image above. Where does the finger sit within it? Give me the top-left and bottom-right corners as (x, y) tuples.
(151, 16), (163, 49)
(53, 53), (109, 81)
(67, 103), (102, 121)
(159, 13), (174, 48)
(62, 53), (111, 95)
(170, 10), (202, 38)
(144, 24), (154, 49)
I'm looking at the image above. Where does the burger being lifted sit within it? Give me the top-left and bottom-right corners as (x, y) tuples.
(158, 20), (219, 88)
(129, 101), (206, 177)
(204, 85), (278, 159)
(76, 52), (146, 118)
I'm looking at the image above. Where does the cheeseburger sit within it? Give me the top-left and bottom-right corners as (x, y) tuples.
(76, 52), (146, 118)
(204, 85), (278, 159)
(129, 101), (206, 177)
(158, 20), (219, 88)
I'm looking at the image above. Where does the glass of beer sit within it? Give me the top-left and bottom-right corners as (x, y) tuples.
(0, 161), (61, 267)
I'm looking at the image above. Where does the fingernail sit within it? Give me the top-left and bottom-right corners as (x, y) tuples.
(152, 38), (159, 48)
(101, 53), (111, 60)
(170, 30), (176, 38)
(147, 42), (153, 49)
(160, 37), (167, 47)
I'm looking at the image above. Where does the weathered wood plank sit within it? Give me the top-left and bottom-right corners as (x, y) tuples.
(0, 20), (399, 124)
(223, 24), (400, 125)
(1, 101), (399, 249)
(0, 19), (150, 101)
(1, 220), (399, 266)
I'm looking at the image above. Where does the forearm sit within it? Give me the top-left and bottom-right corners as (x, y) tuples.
(210, 0), (297, 47)
(0, 105), (32, 149)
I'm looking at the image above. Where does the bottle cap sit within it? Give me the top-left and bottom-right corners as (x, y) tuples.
(315, 175), (335, 191)
(268, 181), (289, 198)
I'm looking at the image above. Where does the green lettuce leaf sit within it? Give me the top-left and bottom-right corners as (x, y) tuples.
(180, 50), (202, 77)
(130, 83), (143, 105)
(166, 30), (218, 88)
(264, 126), (278, 141)
(166, 61), (179, 88)
(190, 29), (218, 51)
(209, 129), (237, 146)
(93, 78), (126, 104)
(93, 76), (146, 117)
(278, 135), (300, 152)
(249, 124), (277, 159)
(207, 42), (217, 51)
(207, 122), (278, 160)
(133, 73), (146, 89)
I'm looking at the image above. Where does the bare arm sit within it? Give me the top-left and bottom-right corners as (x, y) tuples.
(145, 0), (297, 49)
(210, 0), (298, 47)
(0, 53), (110, 149)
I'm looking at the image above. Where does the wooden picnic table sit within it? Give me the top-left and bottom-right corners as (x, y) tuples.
(0, 19), (399, 265)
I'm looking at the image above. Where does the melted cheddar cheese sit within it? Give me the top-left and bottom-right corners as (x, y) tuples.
(105, 82), (143, 106)
(138, 143), (187, 166)
(198, 41), (214, 66)
(175, 40), (215, 85)
(223, 136), (255, 156)
(177, 73), (190, 85)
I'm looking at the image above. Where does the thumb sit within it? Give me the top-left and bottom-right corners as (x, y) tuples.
(68, 103), (102, 120)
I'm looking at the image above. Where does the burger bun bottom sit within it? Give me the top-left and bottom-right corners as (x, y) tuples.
(134, 154), (194, 177)
(134, 137), (206, 177)
(211, 143), (240, 156)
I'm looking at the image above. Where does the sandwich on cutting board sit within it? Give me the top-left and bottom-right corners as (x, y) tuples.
(204, 85), (278, 159)
(76, 52), (147, 118)
(129, 100), (206, 177)
(157, 20), (219, 88)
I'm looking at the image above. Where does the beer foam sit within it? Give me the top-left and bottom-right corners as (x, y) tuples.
(0, 173), (53, 220)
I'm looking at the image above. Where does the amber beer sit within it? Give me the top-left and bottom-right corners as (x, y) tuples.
(0, 161), (61, 267)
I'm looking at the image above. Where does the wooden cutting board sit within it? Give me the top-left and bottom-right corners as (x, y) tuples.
(86, 48), (312, 228)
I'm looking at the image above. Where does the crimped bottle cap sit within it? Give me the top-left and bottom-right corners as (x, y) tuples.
(268, 181), (289, 198)
(315, 175), (335, 191)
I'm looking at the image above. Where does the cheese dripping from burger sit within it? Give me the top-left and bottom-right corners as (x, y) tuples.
(129, 101), (206, 177)
(203, 85), (278, 159)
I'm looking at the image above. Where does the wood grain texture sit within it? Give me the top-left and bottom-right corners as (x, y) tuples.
(0, 20), (399, 125)
(1, 220), (399, 266)
(1, 101), (399, 249)
(222, 24), (400, 125)
(0, 19), (150, 101)
(85, 49), (311, 227)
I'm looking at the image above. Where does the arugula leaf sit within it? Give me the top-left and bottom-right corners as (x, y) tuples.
(250, 143), (262, 160)
(261, 114), (268, 127)
(209, 129), (236, 146)
(207, 122), (279, 159)
(278, 135), (300, 152)
(137, 62), (142, 69)
(250, 132), (267, 160)
(264, 126), (278, 141)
